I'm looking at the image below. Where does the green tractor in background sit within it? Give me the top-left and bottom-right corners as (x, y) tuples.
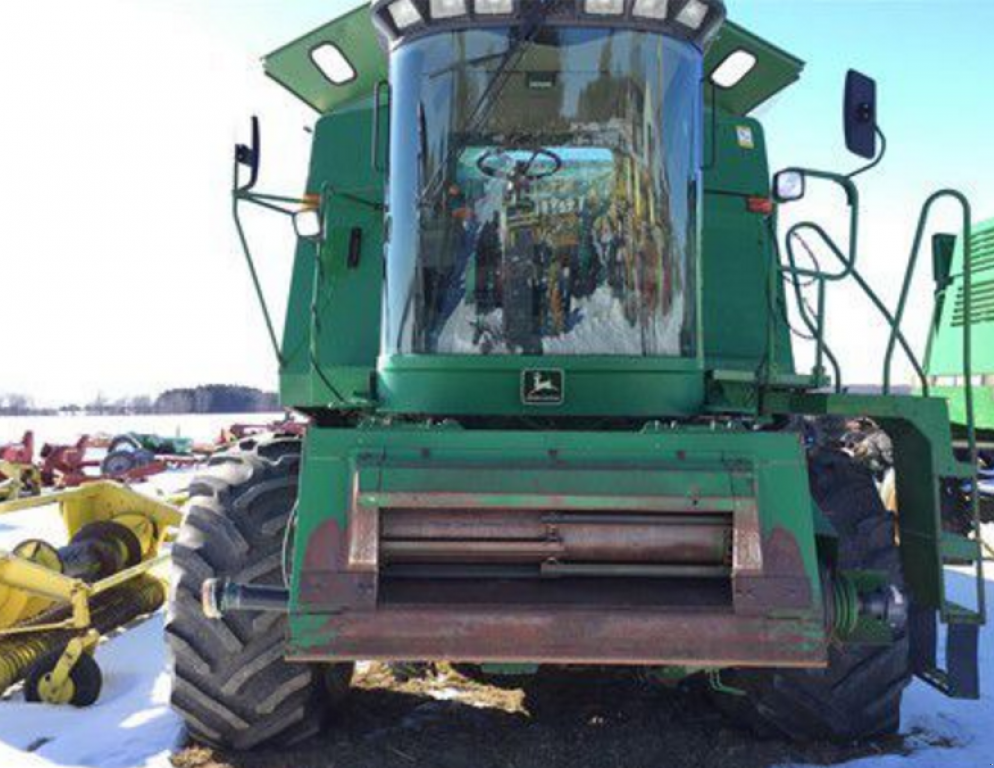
(166, 0), (987, 750)
(927, 218), (994, 524)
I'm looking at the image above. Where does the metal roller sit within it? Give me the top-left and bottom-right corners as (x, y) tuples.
(0, 576), (165, 696)
(380, 510), (733, 569)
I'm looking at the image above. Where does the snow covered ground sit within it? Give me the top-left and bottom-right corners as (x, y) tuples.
(0, 417), (991, 768)
(0, 469), (192, 768)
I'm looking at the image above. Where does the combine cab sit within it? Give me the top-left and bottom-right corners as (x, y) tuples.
(166, 0), (986, 750)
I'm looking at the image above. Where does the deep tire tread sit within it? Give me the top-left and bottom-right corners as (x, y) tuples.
(715, 448), (911, 743)
(167, 434), (344, 750)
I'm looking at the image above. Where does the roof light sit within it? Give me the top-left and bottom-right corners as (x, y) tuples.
(711, 50), (757, 88)
(388, 0), (424, 30)
(430, 0), (467, 19)
(584, 0), (625, 16)
(632, 0), (669, 20)
(473, 0), (514, 14)
(310, 43), (356, 85)
(675, 0), (709, 29)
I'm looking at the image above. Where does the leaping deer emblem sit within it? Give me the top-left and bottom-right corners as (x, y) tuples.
(529, 372), (559, 396)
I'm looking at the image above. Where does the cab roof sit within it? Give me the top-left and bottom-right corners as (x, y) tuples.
(263, 6), (804, 117)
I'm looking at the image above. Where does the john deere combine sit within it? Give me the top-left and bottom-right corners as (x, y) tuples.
(167, 0), (986, 749)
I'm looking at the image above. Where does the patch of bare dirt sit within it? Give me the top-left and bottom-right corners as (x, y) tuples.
(171, 664), (913, 768)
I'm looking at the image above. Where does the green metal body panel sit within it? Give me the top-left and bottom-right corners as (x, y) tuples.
(927, 218), (994, 433)
(763, 391), (982, 622)
(279, 98), (384, 407)
(702, 113), (794, 375)
(930, 386), (994, 438)
(376, 356), (705, 417)
(263, 6), (388, 115)
(704, 21), (804, 116)
(288, 423), (827, 663)
(263, 12), (803, 118)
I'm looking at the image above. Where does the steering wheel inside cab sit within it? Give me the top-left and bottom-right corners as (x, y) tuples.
(476, 148), (563, 183)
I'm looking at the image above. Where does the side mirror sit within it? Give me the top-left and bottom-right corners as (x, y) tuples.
(235, 116), (261, 192)
(293, 208), (323, 241)
(844, 71), (878, 160)
(773, 170), (806, 203)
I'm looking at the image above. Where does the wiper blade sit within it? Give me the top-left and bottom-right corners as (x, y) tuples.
(418, 1), (561, 209)
(427, 50), (507, 80)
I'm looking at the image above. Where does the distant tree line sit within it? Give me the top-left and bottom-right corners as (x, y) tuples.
(153, 385), (279, 414)
(0, 385), (278, 416)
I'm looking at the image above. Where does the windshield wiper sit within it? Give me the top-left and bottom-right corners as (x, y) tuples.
(427, 50), (508, 80)
(418, 0), (561, 210)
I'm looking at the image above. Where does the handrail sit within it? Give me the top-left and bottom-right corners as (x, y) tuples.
(883, 189), (976, 481)
(782, 169), (861, 280)
(883, 191), (971, 399)
(784, 222), (929, 395)
(775, 168), (859, 390)
(779, 223), (841, 390)
(774, 169), (952, 401)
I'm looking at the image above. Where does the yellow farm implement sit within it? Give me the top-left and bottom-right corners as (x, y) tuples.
(0, 482), (181, 705)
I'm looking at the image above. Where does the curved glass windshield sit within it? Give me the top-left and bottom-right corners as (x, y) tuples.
(385, 27), (701, 357)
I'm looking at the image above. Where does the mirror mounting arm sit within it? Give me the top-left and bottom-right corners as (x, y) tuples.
(847, 125), (888, 181)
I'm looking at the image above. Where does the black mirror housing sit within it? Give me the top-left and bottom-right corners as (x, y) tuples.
(235, 116), (262, 192)
(844, 70), (878, 160)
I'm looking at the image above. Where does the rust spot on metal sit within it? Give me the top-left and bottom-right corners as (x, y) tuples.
(299, 517), (377, 611)
(289, 607), (827, 668)
(734, 526), (813, 615)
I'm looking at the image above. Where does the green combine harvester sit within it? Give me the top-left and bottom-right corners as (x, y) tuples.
(166, 0), (987, 750)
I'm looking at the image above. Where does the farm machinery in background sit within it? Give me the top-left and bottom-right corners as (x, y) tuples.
(0, 483), (181, 704)
(0, 431), (41, 501)
(0, 416), (309, 502)
(0, 431), (206, 496)
(0, 414), (306, 706)
(927, 217), (994, 530)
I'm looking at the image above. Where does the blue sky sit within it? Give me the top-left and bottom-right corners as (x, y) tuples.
(1, 0), (990, 403)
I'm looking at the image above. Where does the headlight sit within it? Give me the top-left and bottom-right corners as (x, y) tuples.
(632, 0), (669, 20)
(430, 0), (467, 19)
(583, 0), (626, 17)
(473, 0), (514, 14)
(675, 0), (710, 29)
(387, 0), (423, 30)
(373, 0), (726, 48)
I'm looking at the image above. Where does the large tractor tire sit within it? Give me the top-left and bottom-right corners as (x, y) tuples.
(713, 448), (910, 743)
(166, 435), (349, 750)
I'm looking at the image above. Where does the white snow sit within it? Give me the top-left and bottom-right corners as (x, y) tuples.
(0, 466), (193, 768)
(0, 417), (991, 768)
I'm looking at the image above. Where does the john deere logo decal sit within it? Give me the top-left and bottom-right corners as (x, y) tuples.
(522, 369), (564, 405)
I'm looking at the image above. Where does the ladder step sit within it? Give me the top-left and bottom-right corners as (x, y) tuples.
(940, 532), (982, 563)
(947, 462), (977, 480)
(943, 600), (984, 625)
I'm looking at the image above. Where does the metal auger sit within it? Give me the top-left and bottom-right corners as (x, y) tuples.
(0, 482), (181, 705)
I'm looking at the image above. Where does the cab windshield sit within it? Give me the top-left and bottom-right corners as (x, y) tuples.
(385, 27), (701, 357)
